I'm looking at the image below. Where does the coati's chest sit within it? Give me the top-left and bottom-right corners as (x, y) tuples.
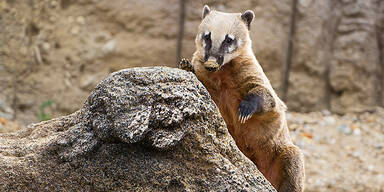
(204, 67), (242, 126)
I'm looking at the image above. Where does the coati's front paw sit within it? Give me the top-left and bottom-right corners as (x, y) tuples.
(178, 58), (194, 72)
(238, 94), (264, 123)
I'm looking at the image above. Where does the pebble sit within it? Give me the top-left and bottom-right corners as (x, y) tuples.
(80, 75), (96, 90)
(70, 26), (80, 35)
(42, 42), (51, 51)
(375, 144), (383, 150)
(50, 0), (58, 8)
(338, 124), (352, 135)
(353, 128), (361, 136)
(322, 110), (331, 116)
(352, 151), (360, 158)
(76, 16), (85, 25)
(367, 165), (374, 172)
(0, 1), (8, 10)
(324, 116), (335, 125)
(49, 16), (56, 22)
(367, 115), (377, 122)
(303, 124), (311, 132)
(0, 100), (14, 119)
(102, 40), (116, 54)
(377, 174), (384, 182)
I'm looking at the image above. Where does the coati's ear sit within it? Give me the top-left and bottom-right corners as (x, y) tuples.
(202, 5), (211, 19)
(241, 10), (254, 29)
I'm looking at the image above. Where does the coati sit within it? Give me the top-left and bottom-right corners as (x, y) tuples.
(179, 5), (305, 192)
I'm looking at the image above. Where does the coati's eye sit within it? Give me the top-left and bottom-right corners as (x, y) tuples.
(225, 34), (235, 44)
(203, 31), (211, 40)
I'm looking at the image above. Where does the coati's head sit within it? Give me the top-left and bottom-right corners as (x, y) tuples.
(195, 5), (254, 72)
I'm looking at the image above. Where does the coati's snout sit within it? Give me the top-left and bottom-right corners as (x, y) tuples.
(204, 60), (219, 72)
(204, 55), (223, 72)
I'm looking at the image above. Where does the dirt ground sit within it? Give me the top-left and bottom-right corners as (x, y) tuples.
(289, 108), (384, 192)
(2, 107), (383, 191)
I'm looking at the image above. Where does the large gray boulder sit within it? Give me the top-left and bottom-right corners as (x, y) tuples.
(0, 67), (275, 191)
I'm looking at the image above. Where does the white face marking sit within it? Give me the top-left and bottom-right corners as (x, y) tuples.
(228, 34), (235, 41)
(204, 31), (210, 36)
(222, 52), (240, 67)
(228, 44), (236, 52)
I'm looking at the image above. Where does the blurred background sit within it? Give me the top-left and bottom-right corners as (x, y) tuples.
(0, 0), (383, 191)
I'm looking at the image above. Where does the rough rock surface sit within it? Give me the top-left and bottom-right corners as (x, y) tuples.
(287, 0), (384, 113)
(0, 67), (275, 191)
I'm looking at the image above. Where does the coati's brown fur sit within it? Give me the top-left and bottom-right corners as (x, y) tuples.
(179, 5), (305, 192)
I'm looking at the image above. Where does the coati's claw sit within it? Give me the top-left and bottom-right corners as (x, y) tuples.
(179, 58), (194, 72)
(238, 115), (250, 124)
(238, 94), (264, 123)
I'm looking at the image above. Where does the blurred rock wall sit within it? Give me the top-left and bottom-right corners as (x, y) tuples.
(0, 0), (383, 124)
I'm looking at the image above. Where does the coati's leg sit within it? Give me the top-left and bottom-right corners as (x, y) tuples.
(178, 58), (195, 73)
(275, 144), (305, 192)
(238, 86), (276, 123)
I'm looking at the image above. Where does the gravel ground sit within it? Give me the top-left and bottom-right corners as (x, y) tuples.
(288, 107), (384, 192)
(1, 108), (383, 191)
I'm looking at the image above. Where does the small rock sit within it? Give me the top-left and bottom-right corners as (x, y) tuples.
(102, 40), (116, 54)
(70, 26), (80, 35)
(303, 124), (311, 132)
(338, 124), (352, 135)
(366, 115), (377, 123)
(0, 100), (14, 119)
(42, 42), (50, 51)
(324, 116), (335, 125)
(352, 128), (361, 136)
(79, 74), (97, 91)
(361, 125), (369, 131)
(0, 1), (8, 10)
(49, 16), (56, 22)
(20, 47), (28, 55)
(76, 16), (85, 25)
(377, 174), (384, 182)
(352, 151), (360, 158)
(321, 110), (331, 116)
(374, 144), (383, 150)
(367, 165), (374, 172)
(50, 0), (58, 8)
(299, 0), (312, 8)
